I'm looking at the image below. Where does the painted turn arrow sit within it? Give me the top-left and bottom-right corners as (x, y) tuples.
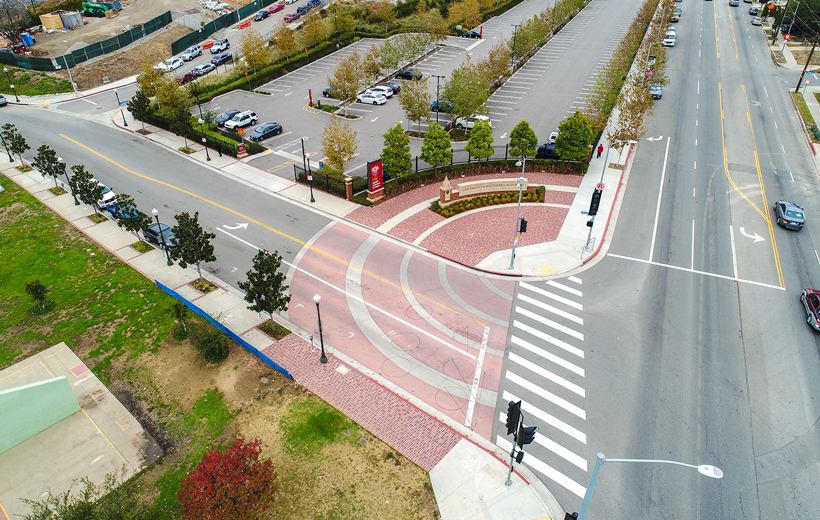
(646, 136), (663, 141)
(223, 223), (249, 230)
(739, 227), (765, 242)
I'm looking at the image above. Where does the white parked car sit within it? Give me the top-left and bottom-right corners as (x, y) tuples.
(357, 93), (387, 105)
(285, 0), (298, 4)
(224, 110), (258, 129)
(180, 45), (202, 61)
(548, 130), (559, 144)
(454, 115), (492, 130)
(663, 31), (676, 47)
(90, 178), (117, 208)
(367, 85), (393, 98)
(154, 58), (184, 72)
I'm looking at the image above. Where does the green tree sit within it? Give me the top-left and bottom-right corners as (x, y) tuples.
(197, 330), (229, 363)
(273, 23), (298, 57)
(238, 249), (292, 331)
(420, 122), (453, 174)
(463, 0), (481, 29)
(441, 60), (490, 124)
(321, 116), (358, 174)
(169, 105), (194, 149)
(112, 193), (152, 242)
(24, 279), (49, 310)
(555, 111), (593, 161)
(362, 44), (382, 83)
(32, 144), (64, 188)
(68, 165), (105, 215)
(381, 122), (413, 179)
(240, 28), (271, 73)
(303, 12), (328, 49)
(136, 57), (164, 97)
(508, 119), (538, 159)
(399, 76), (431, 132)
(127, 89), (152, 132)
(377, 1), (396, 28)
(1, 123), (29, 163)
(464, 119), (494, 166)
(169, 211), (217, 282)
(476, 40), (511, 87)
(327, 51), (363, 115)
(173, 299), (190, 332)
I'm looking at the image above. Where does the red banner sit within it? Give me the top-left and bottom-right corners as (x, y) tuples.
(368, 159), (383, 192)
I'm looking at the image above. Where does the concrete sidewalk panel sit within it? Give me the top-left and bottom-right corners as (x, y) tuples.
(112, 243), (144, 262)
(128, 250), (197, 288)
(85, 220), (142, 251)
(278, 183), (360, 217)
(239, 327), (276, 350)
(47, 194), (96, 221)
(73, 216), (99, 230)
(171, 282), (206, 302)
(191, 289), (261, 332)
(222, 162), (295, 192)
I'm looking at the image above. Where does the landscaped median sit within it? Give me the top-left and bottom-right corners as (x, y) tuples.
(790, 91), (820, 145)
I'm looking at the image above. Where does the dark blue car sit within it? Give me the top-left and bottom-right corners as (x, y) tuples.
(431, 99), (454, 112)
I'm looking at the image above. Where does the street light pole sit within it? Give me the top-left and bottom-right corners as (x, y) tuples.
(59, 157), (80, 205)
(576, 453), (723, 520)
(57, 40), (78, 97)
(151, 208), (174, 266)
(432, 74), (445, 125)
(114, 88), (127, 127)
(302, 138), (314, 202)
(510, 24), (520, 69)
(313, 293), (327, 363)
(198, 118), (211, 161)
(508, 157), (526, 270)
(3, 67), (19, 102)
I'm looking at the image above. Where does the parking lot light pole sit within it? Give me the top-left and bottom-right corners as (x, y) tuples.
(59, 157), (80, 205)
(432, 74), (445, 125)
(313, 293), (327, 363)
(151, 208), (174, 266)
(198, 118), (211, 161)
(114, 88), (127, 126)
(510, 24), (520, 69)
(3, 67), (19, 102)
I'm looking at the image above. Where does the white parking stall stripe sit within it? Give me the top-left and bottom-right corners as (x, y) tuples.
(493, 94), (523, 99)
(516, 307), (583, 341)
(504, 390), (586, 443)
(499, 412), (587, 470)
(487, 99), (519, 104)
(520, 282), (582, 310)
(506, 370), (585, 419)
(511, 335), (584, 377)
(513, 321), (584, 359)
(496, 436), (587, 498)
(518, 293), (583, 325)
(546, 280), (583, 297)
(509, 352), (585, 397)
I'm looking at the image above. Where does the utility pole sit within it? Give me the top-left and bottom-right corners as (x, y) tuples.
(510, 24), (520, 69)
(773, 0), (798, 46)
(796, 31), (819, 92)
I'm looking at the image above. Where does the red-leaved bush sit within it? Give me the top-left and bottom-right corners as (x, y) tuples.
(178, 436), (276, 520)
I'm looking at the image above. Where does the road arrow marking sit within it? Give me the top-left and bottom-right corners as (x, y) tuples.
(223, 223), (249, 230)
(500, 133), (508, 138)
(647, 135), (663, 141)
(371, 117), (379, 122)
(739, 227), (765, 242)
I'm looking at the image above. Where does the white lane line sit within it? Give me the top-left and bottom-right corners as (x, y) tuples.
(694, 188), (696, 197)
(815, 250), (820, 266)
(790, 171), (794, 182)
(506, 371), (586, 419)
(216, 228), (477, 360)
(511, 335), (584, 376)
(465, 326), (489, 428)
(764, 86), (768, 97)
(509, 352), (585, 397)
(691, 220), (695, 271)
(730, 226), (739, 279)
(546, 280), (582, 297)
(513, 321), (584, 359)
(697, 80), (700, 94)
(567, 276), (582, 285)
(516, 307), (584, 341)
(694, 161), (697, 169)
(775, 122), (778, 129)
(504, 390), (586, 443)
(518, 293), (583, 324)
(649, 137), (672, 262)
(496, 436), (587, 498)
(696, 139), (698, 146)
(782, 144), (786, 153)
(520, 282), (583, 310)
(770, 106), (773, 113)
(499, 412), (588, 470)
(608, 254), (785, 291)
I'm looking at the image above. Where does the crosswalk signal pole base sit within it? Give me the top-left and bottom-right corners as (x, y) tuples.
(504, 443), (518, 487)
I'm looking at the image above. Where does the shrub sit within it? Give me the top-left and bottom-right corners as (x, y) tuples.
(198, 330), (229, 363)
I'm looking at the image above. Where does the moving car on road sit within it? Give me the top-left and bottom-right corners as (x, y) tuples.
(650, 84), (663, 99)
(752, 16), (763, 25)
(224, 110), (258, 129)
(729, 0), (739, 6)
(357, 92), (387, 105)
(249, 122), (283, 141)
(210, 38), (230, 53)
(395, 69), (423, 80)
(801, 289), (820, 331)
(181, 45), (202, 61)
(773, 200), (805, 230)
(749, 6), (759, 14)
(211, 53), (233, 66)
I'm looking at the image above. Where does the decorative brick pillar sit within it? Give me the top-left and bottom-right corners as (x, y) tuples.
(367, 188), (384, 203)
(344, 177), (353, 200)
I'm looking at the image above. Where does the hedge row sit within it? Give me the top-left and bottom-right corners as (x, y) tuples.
(432, 191), (544, 218)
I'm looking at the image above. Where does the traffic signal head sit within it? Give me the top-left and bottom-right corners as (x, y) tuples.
(519, 218), (528, 233)
(505, 400), (522, 435)
(517, 425), (537, 447)
(588, 189), (602, 216)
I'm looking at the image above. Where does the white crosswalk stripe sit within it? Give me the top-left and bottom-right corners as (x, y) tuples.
(496, 436), (587, 498)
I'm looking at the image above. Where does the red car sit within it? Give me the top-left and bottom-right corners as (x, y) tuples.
(269, 3), (284, 12)
(176, 71), (198, 84)
(801, 289), (820, 331)
(284, 12), (300, 22)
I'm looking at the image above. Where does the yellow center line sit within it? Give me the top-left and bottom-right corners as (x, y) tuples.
(60, 134), (477, 321)
(727, 2), (740, 58)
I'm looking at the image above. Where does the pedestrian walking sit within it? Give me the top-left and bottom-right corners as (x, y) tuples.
(215, 140), (222, 157)
(596, 144), (604, 158)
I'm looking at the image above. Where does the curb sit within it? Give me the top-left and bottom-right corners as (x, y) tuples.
(582, 145), (632, 264)
(428, 249), (523, 277)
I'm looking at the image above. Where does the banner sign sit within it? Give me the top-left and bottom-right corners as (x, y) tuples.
(368, 159), (383, 192)
(645, 56), (656, 77)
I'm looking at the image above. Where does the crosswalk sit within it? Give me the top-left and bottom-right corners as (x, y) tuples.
(494, 276), (589, 500)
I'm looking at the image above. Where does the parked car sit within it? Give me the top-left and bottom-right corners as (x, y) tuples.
(548, 131), (559, 144)
(671, 12), (679, 21)
(357, 92), (387, 105)
(536, 143), (560, 160)
(454, 115), (491, 129)
(254, 9), (270, 20)
(284, 12), (300, 22)
(210, 38), (230, 53)
(106, 201), (138, 220)
(662, 31), (676, 46)
(801, 289), (820, 331)
(192, 63), (216, 76)
(395, 69), (423, 80)
(249, 122), (283, 141)
(211, 52), (233, 66)
(323, 87), (340, 97)
(217, 110), (241, 127)
(143, 222), (178, 250)
(224, 110), (258, 129)
(749, 6), (759, 14)
(0, 94), (7, 107)
(752, 16), (763, 25)
(650, 84), (663, 99)
(729, 0), (739, 6)
(90, 179), (117, 208)
(384, 82), (402, 93)
(154, 58), (184, 72)
(176, 71), (198, 84)
(296, 4), (310, 14)
(308, 0), (321, 7)
(269, 3), (284, 12)
(180, 45), (202, 61)
(430, 99), (454, 112)
(462, 29), (481, 38)
(367, 85), (393, 98)
(773, 200), (805, 230)
(285, 0), (297, 4)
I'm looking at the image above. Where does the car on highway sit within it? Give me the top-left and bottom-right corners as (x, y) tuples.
(650, 84), (663, 99)
(395, 69), (422, 80)
(211, 53), (233, 66)
(284, 12), (300, 22)
(773, 200), (805, 230)
(254, 9), (270, 20)
(801, 289), (820, 331)
(323, 87), (340, 97)
(749, 6), (759, 14)
(210, 38), (230, 53)
(177, 71), (198, 84)
(455, 115), (491, 129)
(269, 3), (284, 11)
(155, 58), (184, 72)
(536, 143), (560, 159)
(431, 99), (454, 112)
(384, 81), (402, 93)
(462, 29), (481, 38)
(729, 0), (739, 6)
(249, 122), (283, 141)
(224, 110), (258, 129)
(143, 222), (178, 250)
(752, 16), (763, 25)
(180, 45), (202, 61)
(296, 4), (310, 14)
(357, 92), (387, 105)
(663, 31), (676, 46)
(0, 94), (7, 106)
(192, 63), (216, 76)
(367, 85), (393, 98)
(216, 110), (241, 127)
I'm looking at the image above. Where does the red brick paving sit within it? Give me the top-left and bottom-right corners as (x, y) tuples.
(389, 209), (445, 243)
(544, 190), (576, 205)
(261, 334), (462, 471)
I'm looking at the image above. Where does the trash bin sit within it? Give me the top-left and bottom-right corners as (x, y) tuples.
(317, 99), (321, 109)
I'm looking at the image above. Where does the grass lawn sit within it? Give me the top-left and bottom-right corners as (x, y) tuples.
(791, 92), (819, 142)
(0, 174), (439, 519)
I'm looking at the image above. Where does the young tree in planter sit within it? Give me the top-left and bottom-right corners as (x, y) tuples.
(555, 111), (593, 162)
(509, 119), (538, 160)
(24, 279), (49, 310)
(420, 122), (453, 174)
(476, 40), (511, 87)
(68, 165), (105, 215)
(32, 144), (65, 188)
(464, 119), (494, 167)
(178, 436), (276, 519)
(240, 28), (270, 73)
(136, 57), (164, 97)
(399, 76), (431, 133)
(327, 51), (362, 115)
(169, 105), (194, 149)
(112, 193), (152, 241)
(127, 89), (152, 132)
(321, 116), (358, 174)
(381, 122), (413, 179)
(463, 0), (481, 29)
(238, 249), (292, 332)
(1, 123), (29, 164)
(441, 61), (490, 127)
(169, 211), (216, 282)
